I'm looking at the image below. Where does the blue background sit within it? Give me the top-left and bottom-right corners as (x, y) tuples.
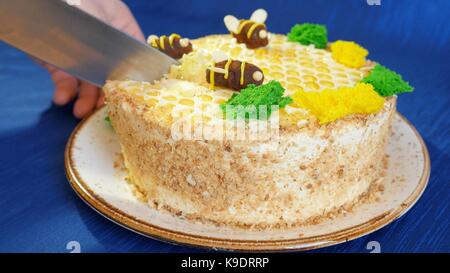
(0, 0), (449, 253)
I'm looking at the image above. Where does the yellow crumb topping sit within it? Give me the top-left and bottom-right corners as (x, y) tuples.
(169, 51), (212, 86)
(330, 40), (368, 68)
(291, 83), (385, 124)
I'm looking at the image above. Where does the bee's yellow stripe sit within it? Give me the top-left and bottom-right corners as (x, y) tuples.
(159, 35), (166, 50)
(224, 59), (232, 79)
(247, 23), (264, 39)
(169, 33), (180, 47)
(240, 61), (246, 85)
(237, 20), (252, 34)
(209, 68), (215, 90)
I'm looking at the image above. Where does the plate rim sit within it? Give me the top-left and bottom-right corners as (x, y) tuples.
(65, 107), (430, 251)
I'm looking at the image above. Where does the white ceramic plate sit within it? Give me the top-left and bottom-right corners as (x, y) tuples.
(65, 107), (430, 251)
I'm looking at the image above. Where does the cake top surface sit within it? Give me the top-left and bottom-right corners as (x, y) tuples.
(177, 34), (374, 94)
(105, 9), (413, 132)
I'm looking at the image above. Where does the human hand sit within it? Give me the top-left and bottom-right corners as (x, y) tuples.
(44, 0), (145, 118)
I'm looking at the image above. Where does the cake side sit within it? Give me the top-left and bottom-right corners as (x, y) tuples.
(105, 80), (396, 228)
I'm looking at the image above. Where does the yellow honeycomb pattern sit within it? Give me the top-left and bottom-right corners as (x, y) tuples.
(192, 34), (374, 93)
(117, 34), (375, 127)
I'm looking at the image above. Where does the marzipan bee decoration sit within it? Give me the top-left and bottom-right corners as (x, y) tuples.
(206, 53), (264, 91)
(224, 9), (269, 49)
(147, 33), (193, 59)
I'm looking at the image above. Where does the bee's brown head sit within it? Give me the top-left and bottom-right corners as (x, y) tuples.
(246, 24), (269, 49)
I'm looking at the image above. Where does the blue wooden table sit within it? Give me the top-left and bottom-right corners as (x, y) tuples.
(0, 0), (449, 253)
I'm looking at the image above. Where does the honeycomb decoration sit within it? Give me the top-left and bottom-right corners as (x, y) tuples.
(113, 34), (375, 128)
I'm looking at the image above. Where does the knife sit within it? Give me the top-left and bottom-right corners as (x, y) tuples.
(0, 0), (178, 87)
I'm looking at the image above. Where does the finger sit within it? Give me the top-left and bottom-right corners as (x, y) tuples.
(96, 90), (105, 108)
(112, 2), (145, 41)
(51, 70), (79, 105)
(122, 18), (145, 42)
(73, 82), (99, 119)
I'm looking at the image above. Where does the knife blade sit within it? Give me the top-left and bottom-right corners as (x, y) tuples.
(0, 0), (178, 87)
